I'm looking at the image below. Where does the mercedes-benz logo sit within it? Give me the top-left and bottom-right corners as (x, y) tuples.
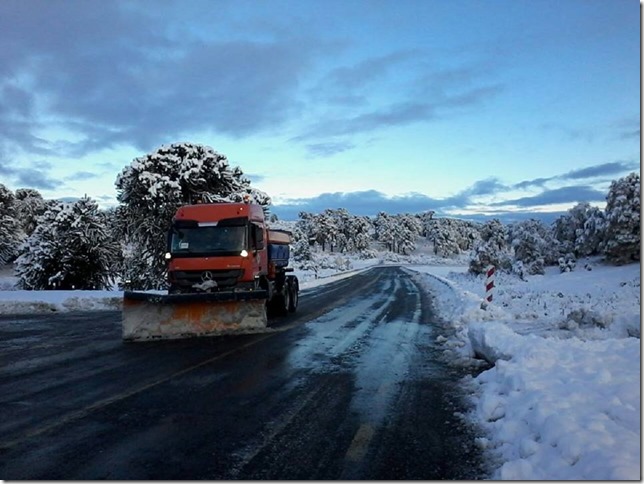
(201, 271), (213, 282)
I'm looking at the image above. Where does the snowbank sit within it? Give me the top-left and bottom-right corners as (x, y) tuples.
(407, 259), (641, 480)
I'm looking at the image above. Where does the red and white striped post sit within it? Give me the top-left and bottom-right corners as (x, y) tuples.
(482, 265), (495, 309)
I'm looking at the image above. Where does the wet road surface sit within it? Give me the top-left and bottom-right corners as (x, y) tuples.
(0, 266), (487, 479)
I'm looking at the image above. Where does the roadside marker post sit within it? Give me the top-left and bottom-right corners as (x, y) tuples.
(481, 265), (495, 310)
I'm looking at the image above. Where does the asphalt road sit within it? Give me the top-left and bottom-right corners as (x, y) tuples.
(0, 266), (488, 479)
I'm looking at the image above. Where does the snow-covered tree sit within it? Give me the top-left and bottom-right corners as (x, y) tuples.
(16, 197), (120, 289)
(0, 183), (22, 265)
(374, 212), (421, 255)
(469, 219), (512, 275)
(296, 211), (320, 248)
(552, 202), (604, 257)
(115, 142), (270, 289)
(425, 218), (481, 257)
(602, 172), (640, 264)
(14, 188), (48, 236)
(509, 219), (559, 275)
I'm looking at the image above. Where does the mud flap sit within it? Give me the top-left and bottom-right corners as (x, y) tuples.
(122, 290), (269, 341)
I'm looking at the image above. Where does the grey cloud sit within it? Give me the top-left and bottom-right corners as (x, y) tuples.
(305, 140), (356, 157)
(326, 51), (417, 90)
(491, 185), (606, 207)
(513, 177), (553, 190)
(65, 171), (99, 181)
(559, 161), (638, 180)
(0, 1), (323, 158)
(296, 83), (502, 141)
(270, 176), (608, 220)
(0, 159), (62, 190)
(460, 177), (508, 197)
(271, 176), (511, 220)
(14, 169), (62, 190)
(619, 129), (640, 140)
(272, 190), (443, 220)
(513, 160), (638, 189)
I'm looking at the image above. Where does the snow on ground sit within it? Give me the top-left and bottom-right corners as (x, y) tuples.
(407, 258), (640, 480)
(0, 254), (640, 479)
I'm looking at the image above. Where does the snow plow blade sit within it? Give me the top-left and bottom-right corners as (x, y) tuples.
(122, 290), (269, 341)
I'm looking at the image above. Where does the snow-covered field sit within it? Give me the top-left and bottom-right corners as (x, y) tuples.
(0, 255), (639, 479)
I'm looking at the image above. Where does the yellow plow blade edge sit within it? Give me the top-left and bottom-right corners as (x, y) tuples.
(122, 291), (268, 341)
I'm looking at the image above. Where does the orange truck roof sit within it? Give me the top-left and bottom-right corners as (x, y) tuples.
(174, 203), (265, 223)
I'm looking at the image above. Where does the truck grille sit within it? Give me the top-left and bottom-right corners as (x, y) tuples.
(171, 269), (242, 289)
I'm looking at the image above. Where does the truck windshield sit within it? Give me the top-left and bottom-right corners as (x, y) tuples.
(170, 226), (247, 255)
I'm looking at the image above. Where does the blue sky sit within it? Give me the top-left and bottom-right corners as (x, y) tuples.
(0, 0), (639, 221)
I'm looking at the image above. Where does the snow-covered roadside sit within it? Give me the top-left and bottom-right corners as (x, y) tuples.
(407, 260), (641, 480)
(0, 260), (382, 314)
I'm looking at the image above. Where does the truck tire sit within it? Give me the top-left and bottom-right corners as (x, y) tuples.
(288, 279), (298, 313)
(280, 284), (290, 316)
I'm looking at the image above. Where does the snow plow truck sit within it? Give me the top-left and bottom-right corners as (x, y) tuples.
(122, 202), (299, 341)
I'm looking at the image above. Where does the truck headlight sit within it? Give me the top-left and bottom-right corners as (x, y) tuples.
(164, 252), (172, 260)
(240, 250), (249, 257)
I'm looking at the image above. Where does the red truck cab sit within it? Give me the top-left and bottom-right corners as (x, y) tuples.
(166, 203), (270, 293)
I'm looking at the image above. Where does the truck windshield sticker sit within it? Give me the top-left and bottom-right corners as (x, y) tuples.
(180, 242), (189, 249)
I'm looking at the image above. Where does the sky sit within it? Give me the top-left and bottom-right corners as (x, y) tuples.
(0, 0), (639, 221)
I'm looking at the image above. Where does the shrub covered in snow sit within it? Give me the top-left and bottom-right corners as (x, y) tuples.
(0, 183), (23, 265)
(601, 172), (640, 265)
(469, 219), (512, 275)
(553, 202), (604, 258)
(509, 219), (559, 275)
(16, 197), (120, 290)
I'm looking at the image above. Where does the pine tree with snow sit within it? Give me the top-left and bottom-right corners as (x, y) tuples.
(577, 206), (605, 257)
(510, 219), (559, 275)
(469, 219), (512, 275)
(296, 212), (320, 249)
(16, 197), (120, 290)
(14, 188), (48, 236)
(115, 142), (271, 289)
(602, 172), (640, 264)
(553, 202), (605, 257)
(0, 183), (22, 265)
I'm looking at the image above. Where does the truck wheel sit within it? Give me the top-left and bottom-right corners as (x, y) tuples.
(288, 281), (298, 312)
(280, 284), (290, 316)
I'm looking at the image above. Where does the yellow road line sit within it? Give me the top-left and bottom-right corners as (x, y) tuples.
(345, 423), (376, 462)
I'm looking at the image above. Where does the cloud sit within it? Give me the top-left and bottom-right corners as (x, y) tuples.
(0, 1), (325, 158)
(513, 177), (553, 190)
(0, 160), (62, 190)
(322, 50), (417, 95)
(305, 140), (356, 157)
(491, 185), (606, 207)
(513, 160), (638, 190)
(460, 177), (508, 197)
(270, 177), (510, 219)
(270, 175), (612, 220)
(65, 171), (99, 181)
(271, 190), (443, 219)
(295, 83), (502, 141)
(559, 160), (638, 180)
